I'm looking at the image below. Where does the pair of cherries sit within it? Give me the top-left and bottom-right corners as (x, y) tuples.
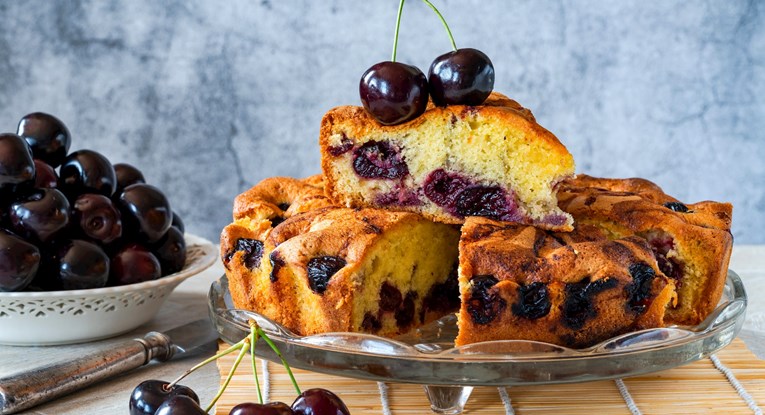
(360, 49), (494, 126)
(359, 1), (495, 126)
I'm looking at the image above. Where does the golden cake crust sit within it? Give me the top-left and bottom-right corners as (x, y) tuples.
(456, 217), (676, 348)
(220, 176), (335, 330)
(557, 174), (733, 325)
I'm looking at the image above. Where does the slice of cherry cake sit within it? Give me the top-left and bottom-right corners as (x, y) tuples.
(557, 175), (733, 326)
(456, 217), (677, 348)
(221, 176), (461, 337)
(320, 92), (576, 231)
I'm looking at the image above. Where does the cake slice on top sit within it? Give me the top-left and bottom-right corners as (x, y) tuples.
(320, 92), (576, 230)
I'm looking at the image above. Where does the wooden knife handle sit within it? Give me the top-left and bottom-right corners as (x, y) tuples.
(0, 331), (174, 414)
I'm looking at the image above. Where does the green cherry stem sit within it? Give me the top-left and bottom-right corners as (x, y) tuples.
(167, 338), (247, 389)
(391, 0), (406, 62)
(205, 336), (251, 413)
(250, 327), (264, 404)
(251, 322), (301, 395)
(421, 0), (457, 51)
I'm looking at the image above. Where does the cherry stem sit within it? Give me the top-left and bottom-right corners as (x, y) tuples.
(205, 336), (251, 413)
(167, 338), (246, 389)
(421, 0), (457, 51)
(391, 0), (405, 62)
(250, 328), (264, 404)
(252, 322), (301, 395)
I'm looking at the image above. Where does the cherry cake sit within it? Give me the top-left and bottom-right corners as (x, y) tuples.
(319, 92), (576, 231)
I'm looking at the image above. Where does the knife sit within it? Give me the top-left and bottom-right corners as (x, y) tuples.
(0, 319), (219, 414)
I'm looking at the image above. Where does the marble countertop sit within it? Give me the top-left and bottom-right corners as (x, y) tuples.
(1, 246), (763, 415)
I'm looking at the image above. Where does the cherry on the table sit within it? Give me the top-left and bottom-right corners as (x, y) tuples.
(291, 388), (351, 415)
(230, 401), (295, 415)
(154, 395), (207, 415)
(129, 380), (199, 415)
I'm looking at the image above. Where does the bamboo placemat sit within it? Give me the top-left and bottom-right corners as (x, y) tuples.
(215, 338), (765, 414)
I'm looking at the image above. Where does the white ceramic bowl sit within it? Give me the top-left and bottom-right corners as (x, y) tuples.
(0, 234), (217, 346)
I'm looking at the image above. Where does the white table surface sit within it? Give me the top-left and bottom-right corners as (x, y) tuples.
(1, 245), (764, 415)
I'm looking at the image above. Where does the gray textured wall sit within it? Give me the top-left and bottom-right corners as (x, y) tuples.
(0, 0), (762, 243)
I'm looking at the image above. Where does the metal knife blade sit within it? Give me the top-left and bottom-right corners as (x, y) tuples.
(0, 319), (219, 415)
(163, 318), (220, 355)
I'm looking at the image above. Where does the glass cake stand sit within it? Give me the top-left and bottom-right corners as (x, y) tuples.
(208, 271), (747, 414)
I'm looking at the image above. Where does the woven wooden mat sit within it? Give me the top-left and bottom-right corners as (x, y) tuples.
(215, 338), (765, 414)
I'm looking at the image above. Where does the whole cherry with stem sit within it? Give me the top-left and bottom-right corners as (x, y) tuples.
(422, 0), (495, 106)
(359, 0), (429, 126)
(130, 320), (349, 414)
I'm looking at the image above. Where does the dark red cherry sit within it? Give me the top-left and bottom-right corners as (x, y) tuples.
(114, 163), (146, 193)
(117, 184), (173, 243)
(59, 150), (117, 197)
(306, 256), (346, 294)
(72, 194), (122, 244)
(171, 211), (185, 234)
(0, 229), (41, 292)
(230, 402), (295, 415)
(467, 275), (505, 325)
(154, 396), (206, 415)
(10, 188), (70, 243)
(359, 61), (428, 125)
(51, 239), (109, 290)
(129, 380), (199, 415)
(0, 133), (35, 192)
(152, 226), (186, 275)
(33, 159), (58, 188)
(292, 388), (350, 415)
(428, 48), (494, 106)
(352, 140), (408, 179)
(110, 244), (161, 286)
(17, 112), (71, 167)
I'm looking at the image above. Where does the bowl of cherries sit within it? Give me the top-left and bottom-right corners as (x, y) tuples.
(0, 112), (217, 345)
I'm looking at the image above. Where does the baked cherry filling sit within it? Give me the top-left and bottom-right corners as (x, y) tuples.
(327, 135), (354, 156)
(224, 238), (264, 270)
(511, 282), (551, 320)
(467, 275), (506, 325)
(664, 202), (689, 213)
(395, 291), (417, 329)
(352, 140), (408, 179)
(362, 312), (382, 332)
(562, 277), (618, 330)
(374, 186), (421, 207)
(423, 268), (460, 314)
(647, 234), (684, 286)
(269, 251), (285, 282)
(306, 255), (346, 294)
(626, 263), (656, 314)
(379, 281), (402, 312)
(423, 169), (521, 221)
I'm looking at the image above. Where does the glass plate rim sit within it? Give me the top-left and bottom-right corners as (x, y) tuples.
(209, 269), (746, 364)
